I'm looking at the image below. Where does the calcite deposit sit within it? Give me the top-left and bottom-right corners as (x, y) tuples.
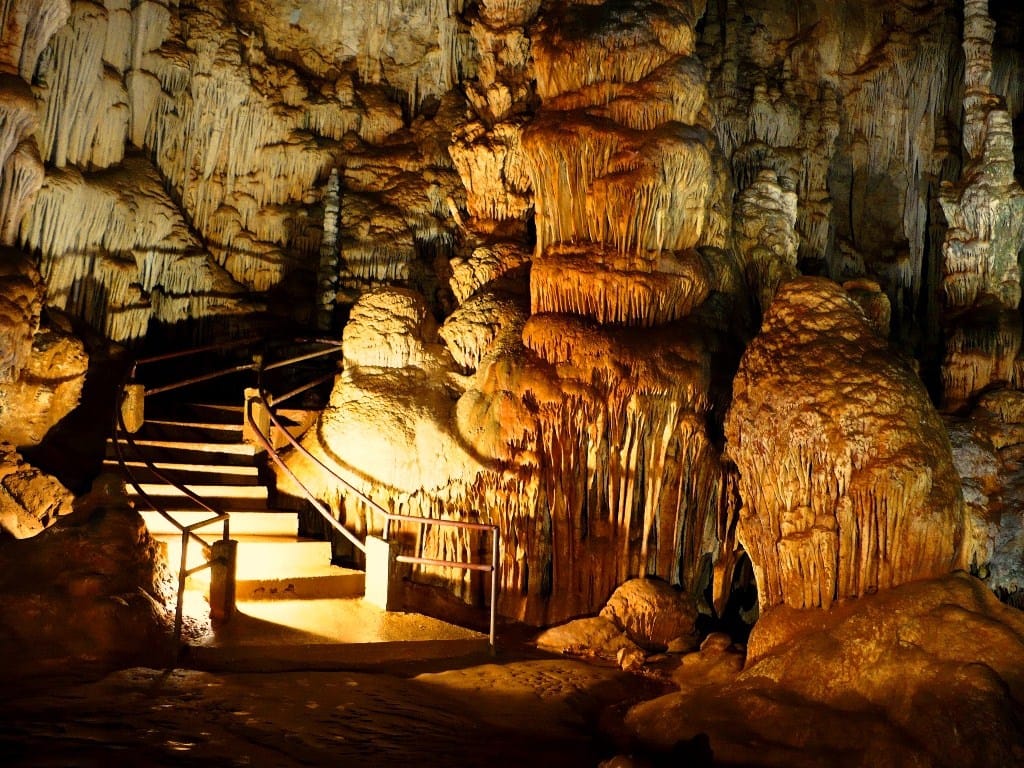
(0, 2), (1022, 761)
(622, 574), (1024, 767)
(0, 442), (73, 538)
(725, 278), (965, 611)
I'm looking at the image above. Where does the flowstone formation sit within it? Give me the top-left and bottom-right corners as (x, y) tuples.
(621, 574), (1024, 767)
(938, 0), (1024, 410)
(287, 0), (744, 625)
(700, 0), (963, 342)
(724, 278), (965, 611)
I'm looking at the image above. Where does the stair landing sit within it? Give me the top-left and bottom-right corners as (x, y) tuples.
(184, 597), (490, 671)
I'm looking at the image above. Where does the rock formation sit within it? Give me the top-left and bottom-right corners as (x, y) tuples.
(621, 573), (1024, 767)
(938, 0), (1024, 410)
(725, 278), (965, 611)
(0, 477), (172, 676)
(0, 442), (73, 537)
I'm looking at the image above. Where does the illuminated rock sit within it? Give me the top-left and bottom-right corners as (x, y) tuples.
(0, 323), (86, 448)
(0, 0), (70, 80)
(235, 0), (470, 112)
(530, 243), (710, 327)
(623, 573), (1024, 766)
(732, 169), (799, 315)
(20, 157), (250, 342)
(0, 248), (40, 382)
(448, 242), (530, 305)
(725, 278), (965, 611)
(449, 120), (532, 224)
(0, 443), (73, 538)
(600, 577), (699, 652)
(524, 113), (720, 258)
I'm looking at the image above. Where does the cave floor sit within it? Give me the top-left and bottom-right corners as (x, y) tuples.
(0, 646), (663, 767)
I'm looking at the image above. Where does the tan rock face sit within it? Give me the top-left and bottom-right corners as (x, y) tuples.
(0, 324), (87, 447)
(623, 574), (1024, 767)
(725, 277), (964, 611)
(0, 443), (73, 537)
(600, 577), (698, 652)
(0, 248), (41, 382)
(0, 478), (172, 672)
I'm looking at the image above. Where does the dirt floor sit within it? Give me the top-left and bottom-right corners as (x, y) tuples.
(0, 649), (666, 767)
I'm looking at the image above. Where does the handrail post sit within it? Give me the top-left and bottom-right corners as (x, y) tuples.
(174, 529), (189, 646)
(242, 388), (270, 450)
(209, 538), (238, 623)
(490, 529), (499, 653)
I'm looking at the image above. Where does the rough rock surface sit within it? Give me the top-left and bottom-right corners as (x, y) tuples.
(622, 573), (1024, 767)
(0, 443), (73, 538)
(0, 320), (87, 447)
(0, 248), (41, 382)
(951, 390), (1024, 606)
(600, 578), (698, 652)
(0, 476), (172, 676)
(725, 277), (965, 611)
(535, 616), (644, 663)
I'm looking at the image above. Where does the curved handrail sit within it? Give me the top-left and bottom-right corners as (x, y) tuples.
(115, 335), (501, 650)
(112, 374), (230, 647)
(248, 354), (501, 649)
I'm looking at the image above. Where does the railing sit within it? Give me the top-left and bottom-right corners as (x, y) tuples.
(246, 350), (502, 651)
(111, 338), (261, 646)
(113, 335), (501, 651)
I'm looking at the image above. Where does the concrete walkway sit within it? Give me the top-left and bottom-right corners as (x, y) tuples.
(181, 596), (492, 672)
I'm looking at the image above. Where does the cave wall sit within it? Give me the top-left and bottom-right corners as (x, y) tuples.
(0, 0), (1022, 621)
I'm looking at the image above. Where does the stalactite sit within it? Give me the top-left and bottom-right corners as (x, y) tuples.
(19, 158), (248, 341)
(0, 0), (70, 81)
(938, 0), (1024, 410)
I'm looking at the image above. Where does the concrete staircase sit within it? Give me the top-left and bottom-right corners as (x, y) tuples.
(107, 402), (364, 601)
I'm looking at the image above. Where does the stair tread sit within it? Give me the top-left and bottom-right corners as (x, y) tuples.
(110, 437), (257, 455)
(145, 419), (243, 431)
(104, 459), (259, 476)
(127, 483), (268, 498)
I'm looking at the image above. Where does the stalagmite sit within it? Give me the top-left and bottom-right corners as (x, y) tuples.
(725, 278), (965, 611)
(732, 169), (799, 315)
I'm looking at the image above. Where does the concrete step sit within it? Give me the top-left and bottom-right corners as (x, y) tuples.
(103, 458), (260, 485)
(128, 482), (268, 501)
(158, 536), (360, 600)
(140, 419), (245, 444)
(142, 510), (298, 537)
(127, 486), (269, 512)
(108, 437), (257, 456)
(183, 598), (490, 671)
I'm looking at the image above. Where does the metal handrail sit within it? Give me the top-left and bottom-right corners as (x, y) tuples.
(112, 379), (229, 647)
(248, 359), (501, 649)
(116, 335), (500, 650)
